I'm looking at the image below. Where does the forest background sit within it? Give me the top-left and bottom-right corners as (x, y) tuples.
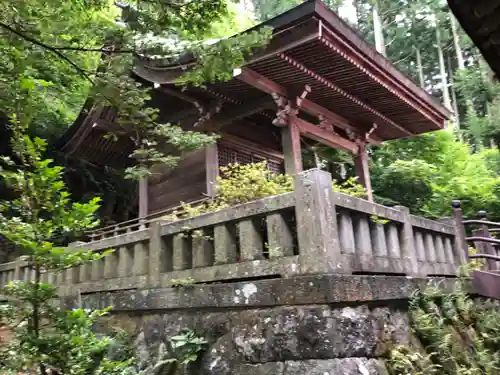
(2, 0), (500, 223)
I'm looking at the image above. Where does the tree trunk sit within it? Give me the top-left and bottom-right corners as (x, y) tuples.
(480, 56), (494, 138)
(415, 47), (425, 88)
(450, 10), (465, 70)
(447, 55), (460, 130)
(352, 0), (360, 27)
(450, 9), (474, 118)
(435, 17), (452, 112)
(372, 0), (386, 56)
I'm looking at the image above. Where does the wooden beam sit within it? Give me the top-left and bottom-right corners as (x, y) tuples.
(295, 117), (358, 154)
(281, 115), (303, 175)
(233, 67), (383, 144)
(200, 97), (275, 130)
(157, 85), (202, 109)
(277, 53), (413, 137)
(354, 142), (373, 202)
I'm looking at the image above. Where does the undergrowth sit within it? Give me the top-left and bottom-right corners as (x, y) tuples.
(388, 279), (500, 375)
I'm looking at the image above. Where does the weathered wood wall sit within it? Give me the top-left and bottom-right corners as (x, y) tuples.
(148, 148), (208, 215)
(146, 117), (285, 215)
(222, 119), (282, 152)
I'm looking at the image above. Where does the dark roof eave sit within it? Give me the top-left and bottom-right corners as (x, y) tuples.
(136, 0), (451, 122)
(448, 0), (500, 79)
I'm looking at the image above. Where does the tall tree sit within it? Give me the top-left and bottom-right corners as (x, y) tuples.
(250, 0), (301, 21)
(435, 14), (453, 112)
(372, 0), (386, 56)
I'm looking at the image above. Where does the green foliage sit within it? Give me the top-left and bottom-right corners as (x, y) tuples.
(1, 0), (272, 179)
(465, 247), (486, 274)
(179, 27), (272, 87)
(370, 215), (390, 225)
(164, 162), (366, 221)
(216, 162), (294, 206)
(0, 0), (108, 140)
(332, 176), (367, 199)
(388, 281), (500, 374)
(141, 329), (208, 375)
(208, 1), (256, 37)
(251, 0), (302, 21)
(372, 130), (500, 219)
(0, 124), (130, 374)
(389, 346), (441, 375)
(169, 329), (208, 365)
(374, 159), (436, 213)
(164, 161), (294, 220)
(169, 277), (197, 288)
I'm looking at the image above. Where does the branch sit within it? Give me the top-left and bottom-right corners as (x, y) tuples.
(51, 46), (136, 54)
(0, 22), (95, 85)
(116, 0), (196, 9)
(0, 21), (137, 136)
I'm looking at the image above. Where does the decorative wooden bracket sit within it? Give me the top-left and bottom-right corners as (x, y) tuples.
(317, 115), (338, 134)
(345, 128), (366, 155)
(295, 85), (311, 113)
(365, 123), (378, 142)
(193, 101), (223, 128)
(272, 85), (312, 127)
(345, 128), (357, 142)
(272, 92), (291, 127)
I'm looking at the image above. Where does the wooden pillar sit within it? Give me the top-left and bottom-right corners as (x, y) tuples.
(205, 143), (218, 198)
(138, 177), (148, 225)
(354, 142), (373, 202)
(281, 115), (303, 175)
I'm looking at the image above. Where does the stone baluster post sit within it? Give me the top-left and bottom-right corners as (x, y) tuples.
(294, 169), (349, 275)
(148, 221), (163, 287)
(394, 206), (419, 276)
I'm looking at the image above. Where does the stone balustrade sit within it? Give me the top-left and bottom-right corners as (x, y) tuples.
(0, 169), (466, 297)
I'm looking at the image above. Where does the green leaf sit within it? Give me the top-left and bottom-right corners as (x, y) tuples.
(20, 77), (36, 90)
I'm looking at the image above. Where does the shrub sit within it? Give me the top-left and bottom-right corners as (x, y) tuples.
(0, 122), (133, 374)
(164, 162), (366, 220)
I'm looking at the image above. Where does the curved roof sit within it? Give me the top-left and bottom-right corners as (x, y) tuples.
(136, 0), (450, 138)
(60, 0), (452, 167)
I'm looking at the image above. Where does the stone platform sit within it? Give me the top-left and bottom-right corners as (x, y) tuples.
(68, 274), (457, 375)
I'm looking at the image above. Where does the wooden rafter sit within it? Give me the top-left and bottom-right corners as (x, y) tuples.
(204, 87), (241, 104)
(233, 67), (382, 144)
(277, 53), (413, 137)
(318, 33), (445, 126)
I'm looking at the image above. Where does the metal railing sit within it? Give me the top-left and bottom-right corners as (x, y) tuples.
(452, 201), (500, 300)
(85, 197), (210, 242)
(452, 202), (500, 271)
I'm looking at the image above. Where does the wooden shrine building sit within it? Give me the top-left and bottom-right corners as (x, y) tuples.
(59, 0), (451, 223)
